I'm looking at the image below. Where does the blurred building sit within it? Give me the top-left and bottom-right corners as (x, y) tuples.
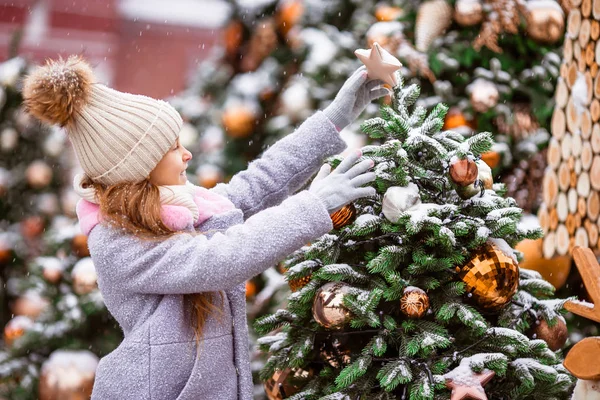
(0, 0), (230, 98)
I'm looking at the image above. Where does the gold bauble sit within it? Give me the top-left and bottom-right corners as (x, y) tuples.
(4, 316), (33, 347)
(469, 79), (499, 113)
(400, 287), (429, 318)
(221, 105), (257, 139)
(366, 21), (403, 54)
(276, 0), (304, 37)
(515, 238), (571, 289)
(375, 4), (404, 21)
(455, 160), (493, 200)
(526, 4), (565, 44)
(20, 215), (45, 239)
(330, 203), (357, 230)
(245, 280), (257, 299)
(0, 239), (12, 265)
(481, 151), (501, 169)
(289, 275), (312, 292)
(72, 234), (90, 258)
(71, 258), (98, 295)
(454, 0), (484, 26)
(533, 317), (568, 351)
(12, 292), (49, 319)
(39, 350), (98, 400)
(449, 158), (478, 187)
(443, 107), (476, 131)
(26, 160), (53, 189)
(196, 164), (224, 189)
(43, 266), (63, 284)
(312, 282), (352, 329)
(223, 20), (243, 59)
(263, 367), (313, 399)
(456, 243), (519, 310)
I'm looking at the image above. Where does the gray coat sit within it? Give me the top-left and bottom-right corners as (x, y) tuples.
(87, 111), (347, 399)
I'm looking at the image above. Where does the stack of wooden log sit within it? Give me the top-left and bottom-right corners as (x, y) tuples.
(540, 0), (600, 258)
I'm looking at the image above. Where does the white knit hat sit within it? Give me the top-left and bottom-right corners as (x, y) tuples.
(22, 56), (182, 186)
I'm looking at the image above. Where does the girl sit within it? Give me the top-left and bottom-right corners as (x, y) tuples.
(23, 56), (387, 399)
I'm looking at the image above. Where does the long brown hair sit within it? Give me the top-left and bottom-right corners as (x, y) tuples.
(82, 176), (223, 344)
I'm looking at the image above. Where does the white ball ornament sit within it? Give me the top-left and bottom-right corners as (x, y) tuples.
(71, 257), (98, 295)
(382, 183), (421, 223)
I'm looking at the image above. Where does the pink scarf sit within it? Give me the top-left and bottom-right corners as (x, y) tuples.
(73, 174), (236, 235)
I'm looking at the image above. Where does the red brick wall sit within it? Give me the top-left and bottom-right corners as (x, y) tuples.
(0, 0), (222, 98)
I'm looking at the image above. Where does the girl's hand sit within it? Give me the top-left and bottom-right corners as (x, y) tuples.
(323, 66), (389, 131)
(308, 150), (376, 214)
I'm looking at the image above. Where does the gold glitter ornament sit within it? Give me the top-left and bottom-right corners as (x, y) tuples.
(454, 0), (484, 27)
(289, 274), (312, 292)
(330, 203), (357, 230)
(400, 286), (429, 318)
(456, 243), (519, 310)
(312, 282), (352, 329)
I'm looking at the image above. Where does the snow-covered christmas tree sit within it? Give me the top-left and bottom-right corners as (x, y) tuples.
(0, 57), (121, 399)
(255, 74), (574, 399)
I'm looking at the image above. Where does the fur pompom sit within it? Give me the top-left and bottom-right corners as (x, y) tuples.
(22, 55), (94, 127)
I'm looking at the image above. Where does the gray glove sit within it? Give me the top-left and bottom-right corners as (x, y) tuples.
(309, 150), (377, 214)
(323, 66), (389, 130)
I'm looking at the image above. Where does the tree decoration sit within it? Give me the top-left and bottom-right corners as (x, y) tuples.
(480, 151), (501, 169)
(564, 247), (600, 323)
(196, 164), (223, 189)
(444, 357), (495, 400)
(532, 317), (568, 351)
(366, 22), (403, 55)
(330, 203), (357, 230)
(449, 157), (478, 187)
(240, 18), (278, 72)
(319, 336), (353, 369)
(473, 0), (528, 53)
(263, 367), (313, 399)
(456, 242), (519, 310)
(4, 316), (33, 347)
(312, 282), (352, 329)
(71, 234), (90, 258)
(525, 1), (565, 44)
(494, 103), (540, 141)
(375, 4), (404, 22)
(443, 107), (476, 131)
(71, 257), (98, 295)
(400, 286), (430, 318)
(355, 42), (402, 87)
(221, 104), (257, 139)
(275, 0), (304, 37)
(21, 215), (45, 239)
(25, 160), (53, 189)
(38, 350), (99, 400)
(289, 274), (312, 292)
(454, 0), (484, 27)
(382, 183), (421, 223)
(42, 259), (64, 284)
(415, 0), (453, 52)
(12, 291), (50, 320)
(455, 160), (494, 200)
(515, 238), (571, 289)
(468, 78), (499, 113)
(245, 280), (257, 299)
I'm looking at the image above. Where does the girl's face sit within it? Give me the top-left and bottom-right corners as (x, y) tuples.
(149, 138), (193, 186)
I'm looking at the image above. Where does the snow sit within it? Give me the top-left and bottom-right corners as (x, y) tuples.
(300, 28), (339, 74)
(71, 258), (97, 283)
(367, 21), (404, 37)
(41, 350), (99, 388)
(354, 214), (380, 227)
(568, 299), (595, 309)
(0, 57), (25, 86)
(119, 0), (231, 29)
(443, 356), (492, 390)
(476, 226), (491, 239)
(572, 72), (588, 115)
(488, 238), (517, 263)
